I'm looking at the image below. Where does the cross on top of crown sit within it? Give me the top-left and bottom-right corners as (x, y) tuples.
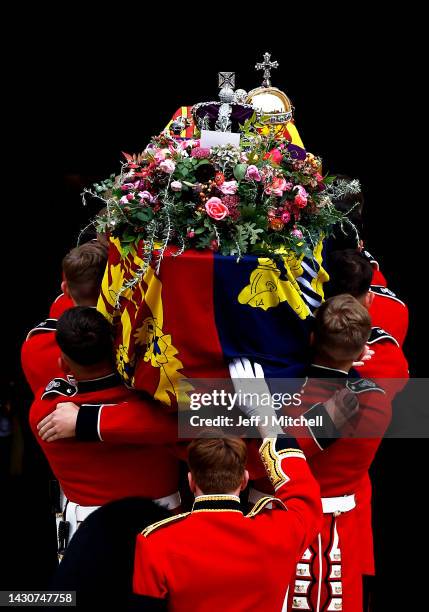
(255, 52), (279, 88)
(218, 72), (235, 90)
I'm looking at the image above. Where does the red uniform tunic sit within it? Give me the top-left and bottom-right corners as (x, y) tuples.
(133, 437), (322, 612)
(361, 248), (409, 345)
(355, 326), (409, 578)
(361, 249), (387, 287)
(248, 365), (390, 611)
(49, 293), (74, 319)
(359, 326), (409, 382)
(21, 319), (62, 394)
(29, 374), (179, 506)
(371, 268), (387, 286)
(369, 286), (409, 347)
(287, 367), (391, 612)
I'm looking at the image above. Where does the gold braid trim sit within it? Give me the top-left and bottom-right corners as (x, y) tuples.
(141, 512), (190, 538)
(278, 449), (306, 459)
(246, 496), (287, 518)
(259, 439), (304, 490)
(194, 495), (240, 502)
(259, 439), (287, 489)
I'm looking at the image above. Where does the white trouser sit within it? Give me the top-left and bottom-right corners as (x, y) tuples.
(321, 494), (356, 515)
(56, 490), (181, 559)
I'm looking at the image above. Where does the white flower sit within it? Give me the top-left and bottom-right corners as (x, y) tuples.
(171, 181), (183, 192)
(159, 159), (176, 174)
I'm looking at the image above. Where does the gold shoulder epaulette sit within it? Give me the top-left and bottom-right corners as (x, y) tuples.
(141, 512), (190, 537)
(246, 496), (286, 518)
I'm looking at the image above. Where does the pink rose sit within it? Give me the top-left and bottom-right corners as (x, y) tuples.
(120, 195), (130, 204)
(315, 173), (323, 182)
(205, 197), (229, 221)
(121, 183), (135, 191)
(294, 185), (308, 208)
(219, 180), (238, 195)
(138, 191), (155, 203)
(154, 150), (166, 163)
(159, 159), (176, 174)
(245, 165), (261, 182)
(292, 228), (303, 238)
(281, 211), (291, 224)
(294, 194), (307, 207)
(265, 177), (290, 197)
(171, 181), (182, 192)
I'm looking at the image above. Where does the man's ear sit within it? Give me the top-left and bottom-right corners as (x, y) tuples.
(61, 280), (78, 306)
(188, 472), (197, 495)
(61, 280), (68, 296)
(240, 470), (250, 492)
(364, 291), (375, 309)
(358, 240), (364, 252)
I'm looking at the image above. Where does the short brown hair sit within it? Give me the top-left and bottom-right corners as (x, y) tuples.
(187, 437), (247, 494)
(314, 294), (371, 361)
(62, 241), (108, 305)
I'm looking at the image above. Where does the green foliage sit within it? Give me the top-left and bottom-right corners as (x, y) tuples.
(93, 174), (116, 193)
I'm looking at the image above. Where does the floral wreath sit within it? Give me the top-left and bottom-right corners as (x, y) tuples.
(86, 116), (355, 273)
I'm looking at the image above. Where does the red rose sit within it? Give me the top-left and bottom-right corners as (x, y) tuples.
(205, 197), (229, 221)
(263, 148), (283, 165)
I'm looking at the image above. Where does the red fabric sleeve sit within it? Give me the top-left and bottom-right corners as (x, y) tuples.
(99, 400), (178, 444)
(49, 293), (74, 319)
(21, 333), (62, 394)
(357, 342), (409, 383)
(258, 438), (322, 551)
(133, 534), (168, 600)
(371, 268), (387, 287)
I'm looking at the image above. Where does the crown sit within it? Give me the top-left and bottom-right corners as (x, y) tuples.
(192, 55), (294, 136)
(192, 72), (255, 133)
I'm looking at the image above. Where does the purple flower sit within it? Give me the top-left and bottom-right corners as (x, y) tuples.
(287, 144), (307, 161)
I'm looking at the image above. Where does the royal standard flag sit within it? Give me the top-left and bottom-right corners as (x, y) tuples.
(97, 238), (328, 409)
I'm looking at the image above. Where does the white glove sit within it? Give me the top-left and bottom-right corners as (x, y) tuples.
(228, 357), (283, 437)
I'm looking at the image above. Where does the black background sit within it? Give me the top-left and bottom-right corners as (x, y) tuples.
(1, 14), (426, 610)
